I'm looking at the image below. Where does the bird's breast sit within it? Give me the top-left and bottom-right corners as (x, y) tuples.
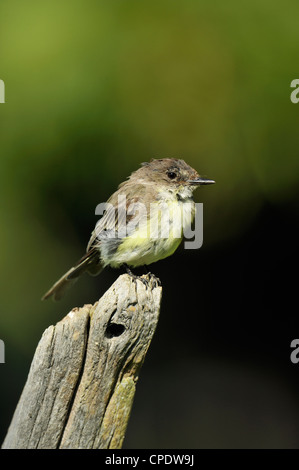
(103, 195), (195, 268)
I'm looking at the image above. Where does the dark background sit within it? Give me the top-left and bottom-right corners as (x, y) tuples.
(1, 0), (299, 448)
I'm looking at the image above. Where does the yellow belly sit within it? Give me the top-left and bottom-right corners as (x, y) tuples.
(107, 198), (195, 268)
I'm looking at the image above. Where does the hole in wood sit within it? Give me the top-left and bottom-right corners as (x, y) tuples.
(105, 323), (125, 338)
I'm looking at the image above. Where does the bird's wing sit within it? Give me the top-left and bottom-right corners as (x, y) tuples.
(86, 183), (151, 252)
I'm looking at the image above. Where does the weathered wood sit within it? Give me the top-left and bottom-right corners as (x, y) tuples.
(2, 273), (162, 449)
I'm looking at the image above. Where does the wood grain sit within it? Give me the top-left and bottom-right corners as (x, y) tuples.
(2, 273), (162, 449)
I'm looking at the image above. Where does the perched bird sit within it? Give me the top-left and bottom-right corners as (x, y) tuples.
(42, 158), (215, 300)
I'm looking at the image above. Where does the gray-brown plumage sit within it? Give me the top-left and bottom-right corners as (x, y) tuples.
(42, 158), (214, 300)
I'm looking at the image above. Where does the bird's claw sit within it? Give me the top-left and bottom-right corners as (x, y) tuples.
(124, 264), (161, 289)
(140, 272), (161, 289)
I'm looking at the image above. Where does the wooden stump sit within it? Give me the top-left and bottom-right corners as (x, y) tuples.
(2, 273), (162, 449)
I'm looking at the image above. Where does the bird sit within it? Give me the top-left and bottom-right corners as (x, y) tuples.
(42, 158), (215, 300)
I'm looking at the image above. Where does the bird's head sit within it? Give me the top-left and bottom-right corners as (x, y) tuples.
(129, 158), (215, 192)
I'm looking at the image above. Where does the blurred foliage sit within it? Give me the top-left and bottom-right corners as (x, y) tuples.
(0, 0), (299, 447)
(1, 0), (299, 343)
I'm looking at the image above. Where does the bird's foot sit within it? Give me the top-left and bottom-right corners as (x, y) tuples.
(124, 264), (161, 289)
(140, 272), (161, 289)
(124, 264), (139, 286)
(142, 265), (161, 287)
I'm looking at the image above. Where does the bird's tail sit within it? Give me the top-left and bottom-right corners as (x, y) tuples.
(42, 248), (103, 301)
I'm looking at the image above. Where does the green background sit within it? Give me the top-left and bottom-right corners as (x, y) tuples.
(1, 0), (299, 448)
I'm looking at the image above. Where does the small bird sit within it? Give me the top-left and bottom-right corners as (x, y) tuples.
(42, 158), (215, 300)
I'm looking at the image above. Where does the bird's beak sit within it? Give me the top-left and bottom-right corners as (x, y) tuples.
(187, 177), (215, 185)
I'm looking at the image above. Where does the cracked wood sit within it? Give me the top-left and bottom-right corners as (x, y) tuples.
(2, 273), (162, 449)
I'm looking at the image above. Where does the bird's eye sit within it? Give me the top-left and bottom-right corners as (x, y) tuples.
(167, 171), (177, 180)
